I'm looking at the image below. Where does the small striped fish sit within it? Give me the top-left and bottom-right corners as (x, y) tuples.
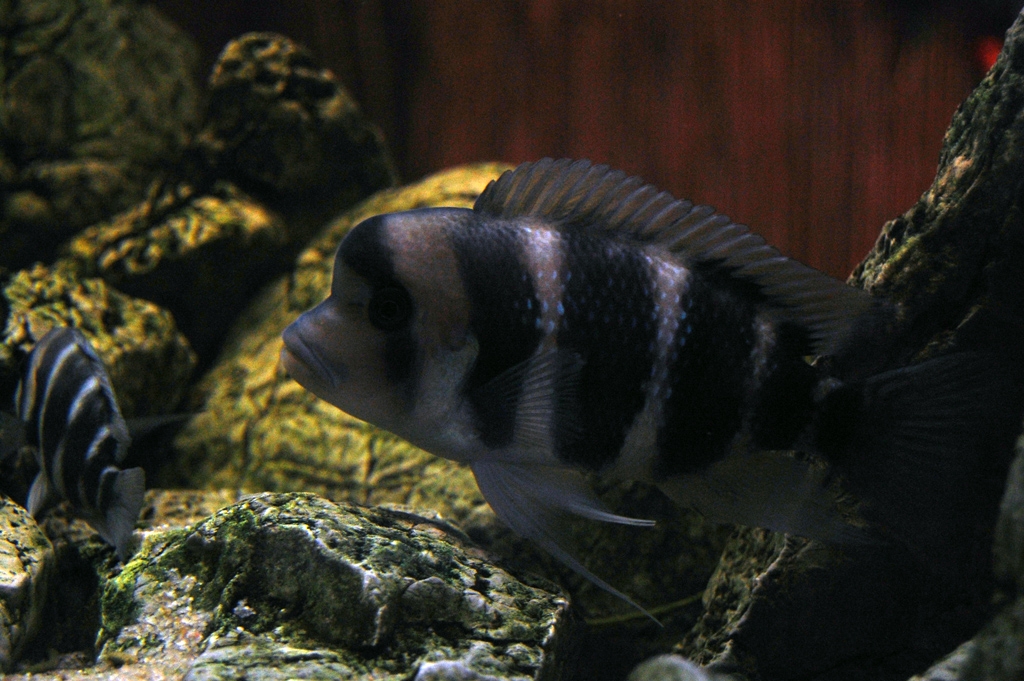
(281, 158), (997, 614)
(16, 327), (144, 560)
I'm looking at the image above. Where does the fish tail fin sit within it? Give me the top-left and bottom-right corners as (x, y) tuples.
(816, 353), (1019, 564)
(97, 467), (146, 562)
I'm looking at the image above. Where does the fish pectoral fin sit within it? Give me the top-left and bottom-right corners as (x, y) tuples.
(125, 413), (192, 441)
(472, 349), (585, 452)
(26, 472), (58, 518)
(658, 451), (870, 544)
(470, 460), (658, 624)
(94, 467), (146, 562)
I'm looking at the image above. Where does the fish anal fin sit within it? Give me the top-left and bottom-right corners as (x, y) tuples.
(658, 451), (870, 545)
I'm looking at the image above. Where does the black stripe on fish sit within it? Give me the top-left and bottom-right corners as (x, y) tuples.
(62, 381), (119, 509)
(56, 376), (99, 507)
(96, 465), (120, 514)
(19, 336), (79, 471)
(655, 273), (759, 476)
(81, 428), (120, 513)
(556, 230), (657, 470)
(39, 347), (95, 496)
(475, 158), (877, 356)
(747, 322), (819, 451)
(448, 219), (543, 448)
(338, 214), (419, 401)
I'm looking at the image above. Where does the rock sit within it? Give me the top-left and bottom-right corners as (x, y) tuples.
(906, 433), (1024, 681)
(60, 33), (397, 362)
(0, 0), (201, 271)
(678, 10), (1024, 681)
(0, 264), (197, 420)
(627, 655), (724, 681)
(61, 181), (292, 361)
(138, 489), (243, 532)
(0, 497), (53, 672)
(84, 493), (576, 680)
(194, 32), (397, 238)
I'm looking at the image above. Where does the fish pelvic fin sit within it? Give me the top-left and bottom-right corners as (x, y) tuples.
(93, 467), (146, 562)
(26, 472), (58, 518)
(470, 460), (660, 625)
(816, 353), (1020, 564)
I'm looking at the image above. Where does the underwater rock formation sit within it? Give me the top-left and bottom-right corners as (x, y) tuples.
(194, 32), (398, 236)
(0, 0), (201, 271)
(0, 498), (52, 673)
(925, 432), (1024, 680)
(93, 493), (576, 680)
(62, 181), (291, 363)
(673, 9), (1024, 681)
(61, 32), (397, 362)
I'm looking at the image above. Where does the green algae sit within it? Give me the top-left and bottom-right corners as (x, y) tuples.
(93, 493), (575, 679)
(97, 555), (146, 648)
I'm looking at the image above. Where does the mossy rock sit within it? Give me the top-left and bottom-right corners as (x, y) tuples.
(0, 0), (201, 271)
(193, 32), (398, 239)
(60, 181), (291, 361)
(0, 498), (53, 672)
(94, 493), (577, 680)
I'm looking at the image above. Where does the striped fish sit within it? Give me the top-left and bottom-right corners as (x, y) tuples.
(281, 159), (997, 613)
(16, 327), (144, 560)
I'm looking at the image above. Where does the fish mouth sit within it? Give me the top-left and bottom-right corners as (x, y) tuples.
(280, 325), (344, 391)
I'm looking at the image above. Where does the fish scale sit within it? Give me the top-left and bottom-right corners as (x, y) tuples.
(558, 230), (656, 470)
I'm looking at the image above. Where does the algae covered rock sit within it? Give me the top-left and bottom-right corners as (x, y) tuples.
(0, 263), (196, 419)
(61, 181), (291, 360)
(0, 0), (201, 271)
(95, 493), (577, 680)
(60, 32), (397, 361)
(194, 32), (397, 236)
(0, 498), (53, 673)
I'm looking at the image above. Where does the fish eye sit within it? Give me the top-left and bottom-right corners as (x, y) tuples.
(367, 285), (413, 331)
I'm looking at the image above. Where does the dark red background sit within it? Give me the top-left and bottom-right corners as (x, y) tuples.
(152, 0), (1021, 278)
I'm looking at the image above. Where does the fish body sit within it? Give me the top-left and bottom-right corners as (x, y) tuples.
(282, 159), (993, 607)
(16, 327), (144, 560)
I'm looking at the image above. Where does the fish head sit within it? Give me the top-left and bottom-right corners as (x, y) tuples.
(281, 208), (479, 453)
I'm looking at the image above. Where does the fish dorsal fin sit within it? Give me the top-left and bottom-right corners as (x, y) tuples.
(475, 158), (876, 355)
